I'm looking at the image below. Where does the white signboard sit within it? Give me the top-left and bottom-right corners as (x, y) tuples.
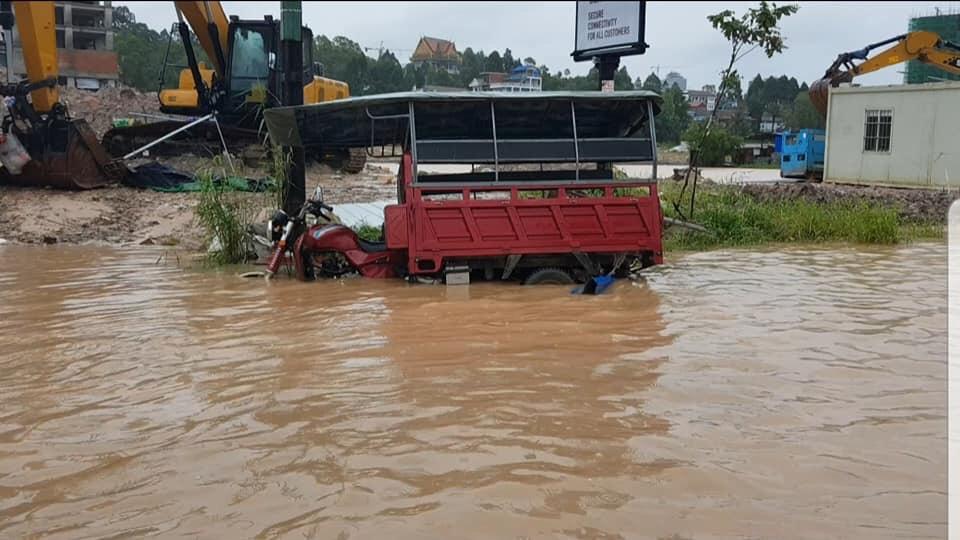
(573, 1), (645, 60)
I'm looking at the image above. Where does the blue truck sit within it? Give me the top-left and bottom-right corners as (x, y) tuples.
(775, 129), (825, 180)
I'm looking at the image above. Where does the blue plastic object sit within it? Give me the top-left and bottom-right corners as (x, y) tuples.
(571, 275), (616, 295)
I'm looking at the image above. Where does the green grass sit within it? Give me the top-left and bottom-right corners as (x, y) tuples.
(194, 169), (256, 265)
(660, 181), (943, 252)
(354, 222), (383, 242)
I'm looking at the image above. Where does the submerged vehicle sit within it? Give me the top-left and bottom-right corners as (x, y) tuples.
(263, 91), (664, 285)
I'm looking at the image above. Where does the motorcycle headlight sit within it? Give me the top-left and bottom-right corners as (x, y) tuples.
(268, 210), (289, 242)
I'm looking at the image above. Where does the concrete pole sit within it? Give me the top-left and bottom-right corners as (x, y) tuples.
(280, 1), (305, 215)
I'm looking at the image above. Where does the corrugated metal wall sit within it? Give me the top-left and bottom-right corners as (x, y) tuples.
(824, 82), (960, 188)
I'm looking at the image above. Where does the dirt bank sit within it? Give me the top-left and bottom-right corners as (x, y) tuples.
(0, 158), (400, 247)
(737, 181), (957, 224)
(3, 165), (955, 248)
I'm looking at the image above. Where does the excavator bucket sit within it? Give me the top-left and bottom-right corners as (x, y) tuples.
(808, 71), (853, 118)
(1, 118), (125, 189)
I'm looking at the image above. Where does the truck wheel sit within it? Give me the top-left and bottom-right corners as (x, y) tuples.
(523, 267), (575, 285)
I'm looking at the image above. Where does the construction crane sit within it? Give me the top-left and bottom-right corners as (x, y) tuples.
(102, 1), (366, 172)
(0, 1), (123, 189)
(809, 30), (960, 117)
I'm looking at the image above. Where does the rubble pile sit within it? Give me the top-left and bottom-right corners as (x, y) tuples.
(60, 85), (161, 137)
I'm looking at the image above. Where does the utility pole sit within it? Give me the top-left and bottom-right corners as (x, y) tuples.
(280, 0), (305, 215)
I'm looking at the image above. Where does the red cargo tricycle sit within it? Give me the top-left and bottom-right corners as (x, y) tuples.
(263, 91), (664, 285)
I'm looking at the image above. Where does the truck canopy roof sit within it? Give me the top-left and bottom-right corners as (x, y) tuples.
(263, 91), (662, 156)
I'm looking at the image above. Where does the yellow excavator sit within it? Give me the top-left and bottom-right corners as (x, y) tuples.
(101, 1), (366, 172)
(0, 1), (123, 188)
(810, 30), (960, 117)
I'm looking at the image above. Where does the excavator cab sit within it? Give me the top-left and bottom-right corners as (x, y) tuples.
(104, 2), (365, 173)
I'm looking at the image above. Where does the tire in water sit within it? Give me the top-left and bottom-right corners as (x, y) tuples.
(523, 267), (575, 285)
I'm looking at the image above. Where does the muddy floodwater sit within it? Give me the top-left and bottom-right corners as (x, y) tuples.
(0, 243), (946, 539)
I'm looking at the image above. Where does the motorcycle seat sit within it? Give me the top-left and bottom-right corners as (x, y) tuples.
(357, 238), (390, 253)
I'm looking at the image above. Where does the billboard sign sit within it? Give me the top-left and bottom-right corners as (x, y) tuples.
(572, 1), (647, 61)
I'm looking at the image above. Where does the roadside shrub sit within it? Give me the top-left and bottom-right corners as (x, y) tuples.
(682, 124), (743, 166)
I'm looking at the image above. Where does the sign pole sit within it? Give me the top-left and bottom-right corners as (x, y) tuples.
(596, 55), (620, 92)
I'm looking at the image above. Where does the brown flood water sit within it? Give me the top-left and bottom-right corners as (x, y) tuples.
(0, 244), (947, 539)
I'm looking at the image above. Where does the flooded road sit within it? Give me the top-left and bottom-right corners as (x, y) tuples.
(0, 244), (946, 539)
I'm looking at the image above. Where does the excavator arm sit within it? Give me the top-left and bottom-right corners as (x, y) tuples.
(8, 2), (58, 113)
(810, 31), (960, 116)
(0, 1), (123, 189)
(174, 1), (229, 78)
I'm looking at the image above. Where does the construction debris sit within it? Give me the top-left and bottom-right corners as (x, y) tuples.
(59, 85), (161, 138)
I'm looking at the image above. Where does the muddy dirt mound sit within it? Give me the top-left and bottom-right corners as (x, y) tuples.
(738, 182), (958, 223)
(60, 85), (160, 138)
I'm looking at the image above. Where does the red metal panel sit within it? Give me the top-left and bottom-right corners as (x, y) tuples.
(384, 205), (408, 249)
(398, 177), (663, 274)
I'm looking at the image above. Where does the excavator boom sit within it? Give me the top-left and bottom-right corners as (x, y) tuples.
(810, 30), (960, 117)
(174, 1), (229, 77)
(0, 1), (123, 189)
(10, 2), (57, 112)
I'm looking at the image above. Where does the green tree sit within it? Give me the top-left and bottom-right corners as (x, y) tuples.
(459, 47), (485, 86)
(113, 5), (208, 91)
(642, 72), (662, 92)
(682, 124), (743, 166)
(314, 35), (371, 93)
(679, 1), (799, 218)
(367, 51), (405, 94)
(784, 91), (824, 130)
(656, 86), (691, 144)
(403, 63), (426, 90)
(502, 48), (515, 69)
(485, 51), (503, 72)
(615, 66), (635, 90)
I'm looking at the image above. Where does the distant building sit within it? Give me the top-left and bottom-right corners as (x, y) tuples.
(663, 71), (687, 92)
(411, 36), (461, 74)
(5, 1), (118, 90)
(469, 64), (542, 92)
(905, 11), (960, 84)
(685, 86), (716, 112)
(759, 112), (785, 133)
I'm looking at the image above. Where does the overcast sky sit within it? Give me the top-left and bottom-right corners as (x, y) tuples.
(117, 1), (960, 89)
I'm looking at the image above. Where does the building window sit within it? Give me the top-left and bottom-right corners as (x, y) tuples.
(863, 109), (892, 152)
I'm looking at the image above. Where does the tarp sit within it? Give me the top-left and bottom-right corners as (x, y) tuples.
(124, 162), (273, 193)
(263, 90), (662, 148)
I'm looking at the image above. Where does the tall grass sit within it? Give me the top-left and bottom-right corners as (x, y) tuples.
(195, 169), (256, 265)
(661, 182), (940, 251)
(268, 145), (291, 211)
